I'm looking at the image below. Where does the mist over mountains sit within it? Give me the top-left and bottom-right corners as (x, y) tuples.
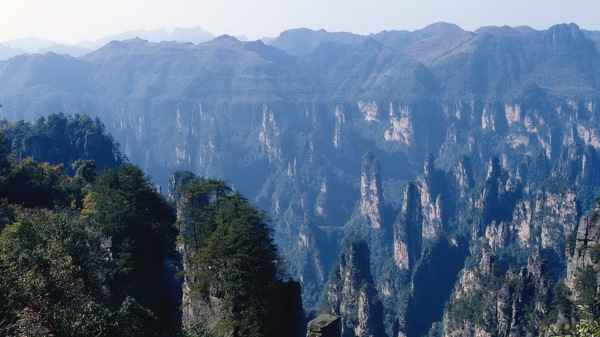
(2, 22), (600, 336)
(0, 26), (217, 60)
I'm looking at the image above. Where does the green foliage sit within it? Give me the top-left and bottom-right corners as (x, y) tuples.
(593, 196), (600, 208)
(0, 131), (11, 179)
(178, 178), (231, 252)
(567, 230), (578, 256)
(589, 244), (600, 264)
(575, 265), (598, 313)
(0, 115), (179, 336)
(551, 305), (600, 337)
(73, 159), (97, 183)
(0, 209), (110, 336)
(185, 321), (215, 337)
(178, 175), (281, 337)
(114, 296), (158, 337)
(0, 198), (14, 231)
(0, 157), (70, 207)
(75, 301), (112, 337)
(590, 198), (600, 222)
(540, 174), (576, 196)
(551, 282), (574, 320)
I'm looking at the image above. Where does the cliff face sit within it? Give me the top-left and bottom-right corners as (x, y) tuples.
(167, 171), (212, 327)
(473, 157), (522, 238)
(436, 166), (580, 337)
(393, 154), (474, 272)
(417, 153), (447, 239)
(324, 239), (387, 337)
(386, 151), (583, 336)
(307, 314), (341, 337)
(406, 236), (468, 337)
(483, 175), (579, 256)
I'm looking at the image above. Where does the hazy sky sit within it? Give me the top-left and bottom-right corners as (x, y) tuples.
(0, 0), (598, 44)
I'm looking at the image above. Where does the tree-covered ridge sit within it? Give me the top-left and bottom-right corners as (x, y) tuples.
(0, 113), (124, 174)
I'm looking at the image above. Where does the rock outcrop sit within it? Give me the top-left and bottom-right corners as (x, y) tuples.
(484, 175), (579, 255)
(418, 153), (447, 239)
(307, 314), (341, 337)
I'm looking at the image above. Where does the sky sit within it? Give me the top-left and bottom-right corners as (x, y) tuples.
(0, 0), (598, 44)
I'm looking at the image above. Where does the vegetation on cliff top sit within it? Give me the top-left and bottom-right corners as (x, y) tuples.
(177, 175), (286, 337)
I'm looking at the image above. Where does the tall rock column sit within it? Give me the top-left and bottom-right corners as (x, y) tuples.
(360, 151), (384, 229)
(394, 182), (423, 270)
(167, 172), (213, 327)
(474, 157), (521, 238)
(323, 239), (387, 337)
(565, 204), (600, 310)
(418, 153), (445, 239)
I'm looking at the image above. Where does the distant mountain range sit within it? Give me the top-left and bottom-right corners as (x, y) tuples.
(3, 22), (600, 62)
(75, 26), (217, 50)
(0, 26), (217, 60)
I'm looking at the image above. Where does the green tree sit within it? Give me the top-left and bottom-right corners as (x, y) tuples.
(178, 178), (232, 252)
(0, 209), (110, 336)
(81, 164), (178, 332)
(575, 265), (599, 315)
(179, 176), (281, 337)
(551, 305), (600, 337)
(73, 159), (97, 184)
(1, 157), (70, 207)
(113, 296), (158, 337)
(83, 164), (176, 275)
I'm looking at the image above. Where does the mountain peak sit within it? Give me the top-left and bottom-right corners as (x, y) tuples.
(269, 28), (364, 56)
(109, 37), (150, 48)
(544, 22), (592, 49)
(419, 22), (464, 34)
(474, 25), (521, 35)
(547, 22), (584, 38)
(213, 34), (239, 42)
